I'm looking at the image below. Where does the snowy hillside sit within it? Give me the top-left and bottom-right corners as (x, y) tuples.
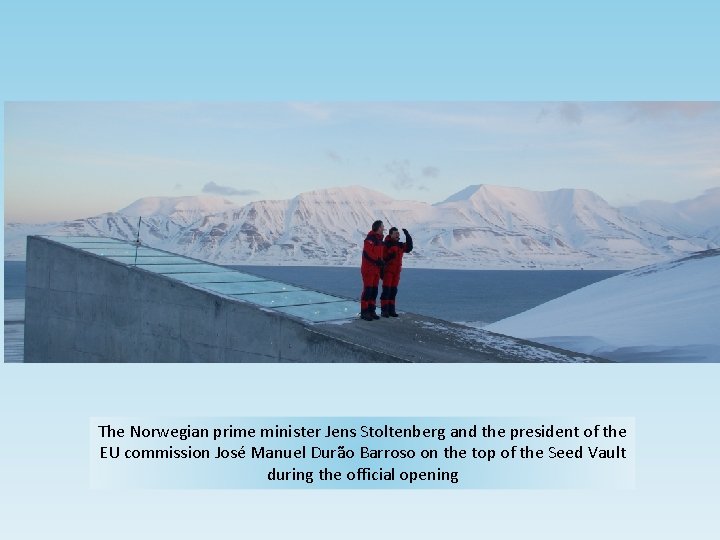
(5, 185), (719, 268)
(485, 249), (720, 362)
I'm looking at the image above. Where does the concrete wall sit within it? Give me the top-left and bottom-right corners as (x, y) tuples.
(24, 236), (401, 362)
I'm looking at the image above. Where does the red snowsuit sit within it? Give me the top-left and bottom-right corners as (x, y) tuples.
(380, 231), (413, 314)
(360, 230), (384, 314)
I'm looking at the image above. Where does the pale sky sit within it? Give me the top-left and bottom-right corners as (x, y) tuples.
(5, 102), (720, 223)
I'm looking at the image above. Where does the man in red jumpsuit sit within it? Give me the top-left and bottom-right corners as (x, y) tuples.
(380, 227), (413, 317)
(360, 220), (385, 321)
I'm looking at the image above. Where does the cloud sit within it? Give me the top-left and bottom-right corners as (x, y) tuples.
(386, 160), (415, 190)
(325, 150), (343, 163)
(385, 161), (436, 190)
(537, 102), (584, 125)
(287, 102), (335, 121)
(625, 102), (720, 122)
(558, 102), (583, 125)
(202, 182), (259, 196)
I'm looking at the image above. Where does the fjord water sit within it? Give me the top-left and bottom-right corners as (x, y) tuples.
(4, 261), (620, 326)
(231, 265), (621, 325)
(4, 262), (26, 300)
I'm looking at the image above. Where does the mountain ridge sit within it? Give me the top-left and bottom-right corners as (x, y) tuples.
(6, 185), (719, 269)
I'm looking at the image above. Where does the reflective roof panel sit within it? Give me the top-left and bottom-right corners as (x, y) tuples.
(42, 235), (360, 324)
(135, 263), (226, 274)
(199, 281), (301, 295)
(44, 236), (128, 245)
(169, 271), (266, 284)
(81, 247), (168, 256)
(53, 241), (132, 249)
(275, 301), (359, 322)
(235, 290), (346, 308)
(108, 256), (200, 265)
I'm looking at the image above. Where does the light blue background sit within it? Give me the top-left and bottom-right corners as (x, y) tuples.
(2, 1), (719, 539)
(2, 365), (717, 538)
(89, 416), (635, 489)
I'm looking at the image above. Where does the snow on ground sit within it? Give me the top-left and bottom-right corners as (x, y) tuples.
(417, 321), (597, 363)
(485, 249), (720, 362)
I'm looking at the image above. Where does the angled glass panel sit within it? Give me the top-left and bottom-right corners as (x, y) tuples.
(169, 271), (266, 284)
(135, 263), (225, 274)
(70, 243), (136, 249)
(198, 281), (300, 295)
(237, 290), (347, 308)
(275, 301), (359, 322)
(107, 256), (200, 265)
(50, 240), (133, 249)
(81, 247), (168, 256)
(44, 236), (127, 244)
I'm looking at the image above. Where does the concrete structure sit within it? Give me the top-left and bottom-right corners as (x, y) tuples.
(24, 236), (603, 363)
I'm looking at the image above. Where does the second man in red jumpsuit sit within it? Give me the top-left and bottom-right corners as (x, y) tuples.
(380, 227), (413, 317)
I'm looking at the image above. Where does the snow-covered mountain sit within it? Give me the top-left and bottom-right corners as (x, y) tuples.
(429, 184), (709, 268)
(621, 187), (720, 236)
(118, 195), (239, 226)
(486, 249), (720, 362)
(5, 185), (719, 269)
